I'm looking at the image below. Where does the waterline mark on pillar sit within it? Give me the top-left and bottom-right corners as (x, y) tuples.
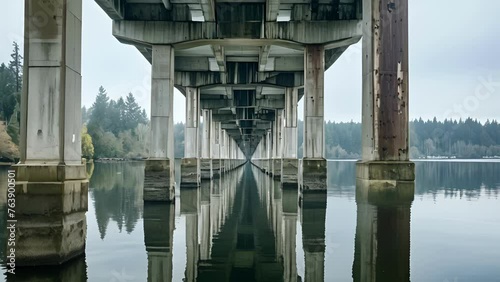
(6, 169), (16, 275)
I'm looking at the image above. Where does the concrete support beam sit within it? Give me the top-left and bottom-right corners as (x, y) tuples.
(200, 0), (216, 21)
(302, 45), (327, 191)
(266, 0), (281, 21)
(95, 0), (125, 20)
(182, 87), (201, 188)
(145, 45), (175, 201)
(258, 45), (272, 72)
(144, 203), (175, 282)
(112, 20), (362, 47)
(357, 0), (414, 182)
(13, 0), (87, 266)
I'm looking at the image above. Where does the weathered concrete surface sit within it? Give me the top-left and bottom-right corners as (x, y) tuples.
(13, 163), (88, 266)
(211, 159), (221, 178)
(283, 88), (298, 159)
(181, 158), (201, 188)
(361, 0), (411, 162)
(304, 45), (325, 159)
(301, 159), (327, 191)
(144, 159), (174, 202)
(21, 0), (83, 165)
(272, 158), (282, 180)
(143, 203), (175, 282)
(113, 20), (361, 47)
(356, 161), (415, 183)
(150, 45), (175, 161)
(200, 159), (212, 180)
(281, 158), (299, 188)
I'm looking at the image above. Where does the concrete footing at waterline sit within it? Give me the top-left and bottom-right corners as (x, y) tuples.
(12, 163), (88, 266)
(144, 159), (175, 202)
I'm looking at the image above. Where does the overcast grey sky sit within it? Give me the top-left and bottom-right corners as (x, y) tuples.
(1, 0), (499, 123)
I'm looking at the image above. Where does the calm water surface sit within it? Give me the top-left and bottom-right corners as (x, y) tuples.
(0, 160), (499, 281)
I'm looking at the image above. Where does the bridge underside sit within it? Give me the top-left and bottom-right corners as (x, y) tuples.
(13, 0), (414, 266)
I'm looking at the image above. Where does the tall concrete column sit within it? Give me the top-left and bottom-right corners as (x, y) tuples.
(357, 0), (414, 183)
(220, 129), (227, 172)
(302, 45), (327, 191)
(272, 110), (283, 180)
(264, 130), (272, 174)
(144, 203), (175, 282)
(200, 110), (212, 179)
(181, 87), (201, 188)
(13, 0), (87, 265)
(144, 45), (175, 201)
(282, 88), (299, 188)
(211, 121), (221, 178)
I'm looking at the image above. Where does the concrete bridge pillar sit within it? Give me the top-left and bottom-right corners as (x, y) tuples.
(357, 0), (414, 184)
(302, 45), (327, 191)
(211, 121), (221, 178)
(220, 129), (227, 173)
(144, 203), (175, 282)
(181, 87), (201, 188)
(200, 110), (212, 179)
(13, 0), (87, 265)
(272, 110), (283, 180)
(144, 45), (175, 201)
(282, 88), (299, 188)
(264, 130), (272, 174)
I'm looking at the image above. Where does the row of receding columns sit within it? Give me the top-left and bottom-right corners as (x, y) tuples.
(179, 100), (247, 189)
(143, 45), (246, 201)
(14, 0), (412, 266)
(251, 45), (327, 190)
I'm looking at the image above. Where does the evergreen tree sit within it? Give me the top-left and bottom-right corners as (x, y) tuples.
(9, 42), (22, 93)
(0, 63), (15, 121)
(88, 86), (110, 134)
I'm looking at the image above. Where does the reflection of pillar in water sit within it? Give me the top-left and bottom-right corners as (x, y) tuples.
(181, 188), (200, 282)
(143, 203), (175, 282)
(301, 192), (327, 282)
(200, 181), (212, 260)
(273, 179), (283, 260)
(8, 254), (87, 281)
(352, 180), (414, 282)
(282, 188), (298, 282)
(211, 177), (221, 237)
